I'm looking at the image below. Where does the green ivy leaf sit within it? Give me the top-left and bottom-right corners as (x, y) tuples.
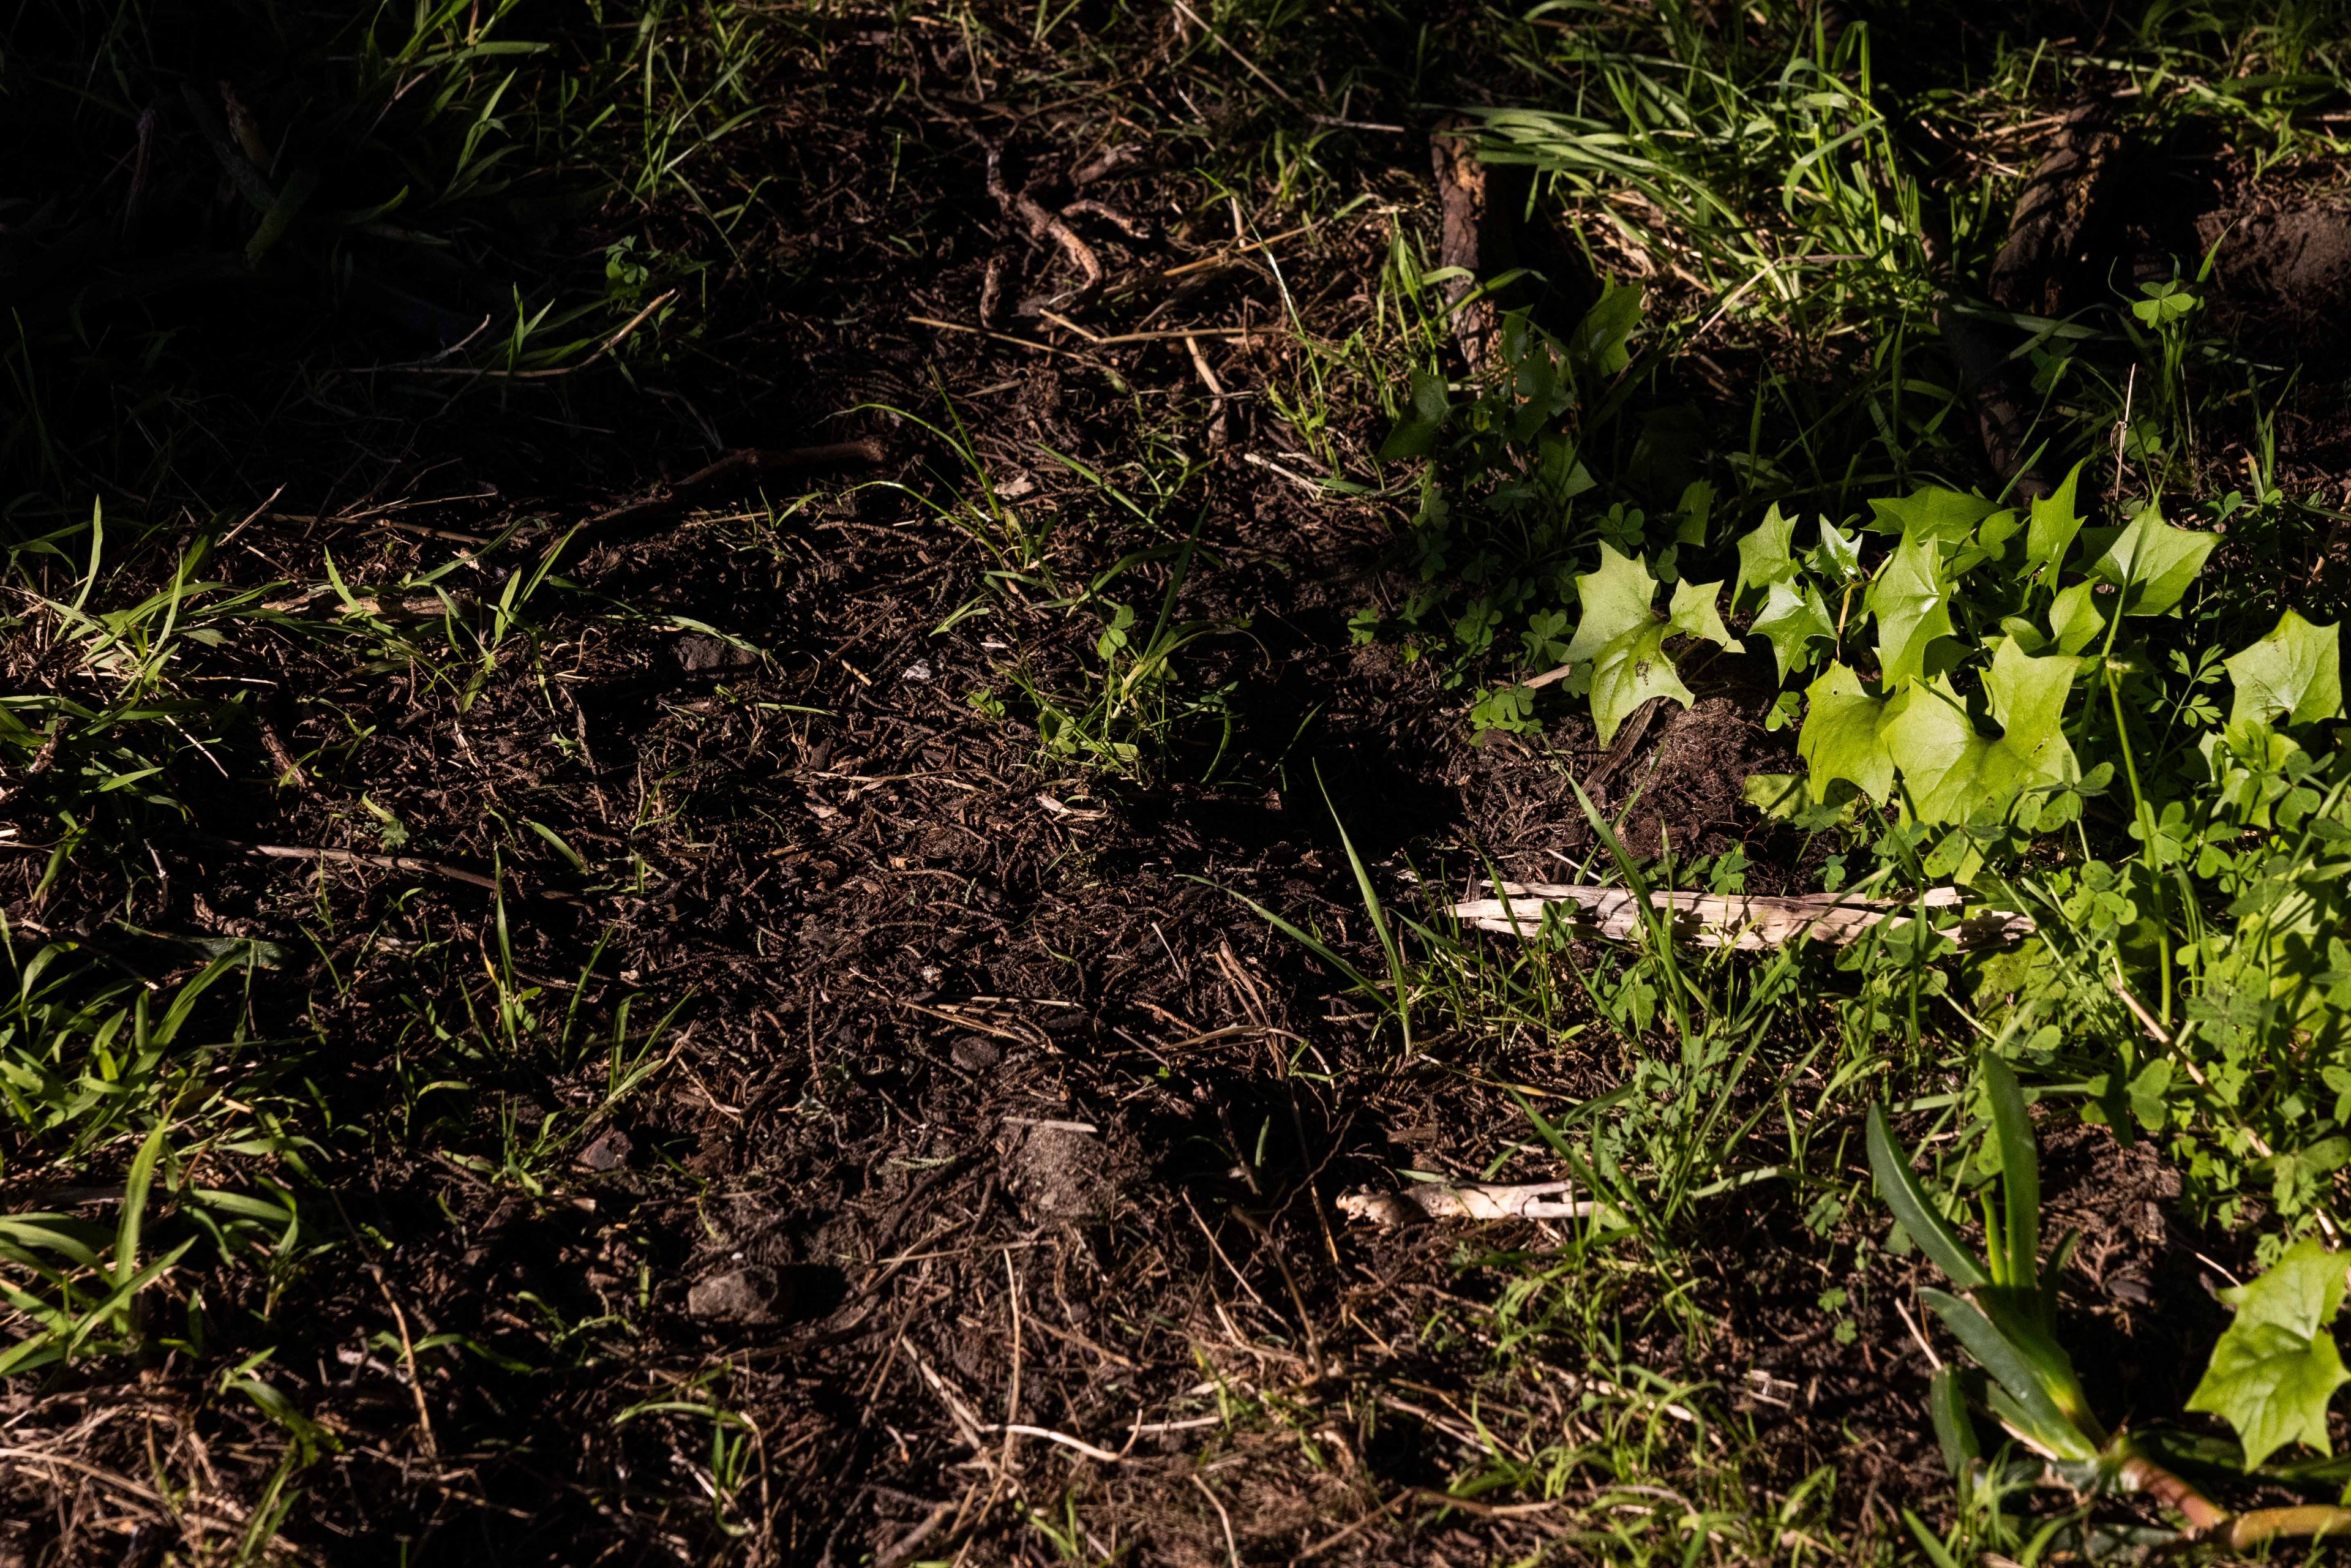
(1666, 579), (1736, 651)
(2186, 1236), (2351, 1470)
(2128, 1057), (2173, 1131)
(1562, 544), (1662, 665)
(1562, 552), (1730, 747)
(1998, 616), (2048, 655)
(2225, 609), (2344, 730)
(1587, 620), (1695, 748)
(1867, 486), (1998, 542)
(1378, 368), (1452, 462)
(1733, 504), (1799, 606)
(1798, 662), (1894, 803)
(1867, 532), (1955, 688)
(1568, 281), (1643, 380)
(2049, 580), (2105, 656)
(1952, 508), (2023, 577)
(1878, 640), (2080, 825)
(2024, 460), (2088, 583)
(1673, 479), (1715, 546)
(1812, 516), (1864, 583)
(2092, 502), (2219, 617)
(1750, 579), (1835, 680)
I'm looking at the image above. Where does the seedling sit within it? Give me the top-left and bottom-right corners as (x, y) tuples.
(1873, 1053), (2351, 1554)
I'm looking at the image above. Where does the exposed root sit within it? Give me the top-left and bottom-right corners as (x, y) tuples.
(984, 143), (1104, 302)
(1062, 197), (1150, 241)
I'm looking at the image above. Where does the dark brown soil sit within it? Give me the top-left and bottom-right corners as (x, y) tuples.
(2203, 202), (2351, 366)
(2, 10), (2333, 1567)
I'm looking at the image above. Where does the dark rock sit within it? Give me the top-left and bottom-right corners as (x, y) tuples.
(576, 1127), (633, 1171)
(672, 633), (756, 675)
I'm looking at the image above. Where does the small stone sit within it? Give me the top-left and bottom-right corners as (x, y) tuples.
(688, 1266), (778, 1322)
(673, 633), (754, 674)
(902, 659), (934, 683)
(950, 1035), (1001, 1071)
(576, 1128), (633, 1171)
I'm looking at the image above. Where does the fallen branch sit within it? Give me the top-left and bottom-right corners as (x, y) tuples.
(1430, 126), (1499, 373)
(1448, 881), (2034, 950)
(1935, 98), (2118, 501)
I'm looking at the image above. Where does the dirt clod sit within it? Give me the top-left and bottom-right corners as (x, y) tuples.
(950, 1035), (1002, 1071)
(687, 1267), (780, 1322)
(1007, 1123), (1112, 1220)
(2202, 203), (2351, 365)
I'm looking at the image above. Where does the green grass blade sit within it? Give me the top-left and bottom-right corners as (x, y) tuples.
(66, 1239), (197, 1356)
(1199, 881), (1385, 1010)
(113, 1119), (170, 1293)
(1902, 1509), (1962, 1568)
(1928, 1365), (1979, 1479)
(1918, 1288), (2097, 1461)
(1981, 1052), (2039, 1289)
(1865, 1104), (1987, 1290)
(1315, 768), (1409, 1049)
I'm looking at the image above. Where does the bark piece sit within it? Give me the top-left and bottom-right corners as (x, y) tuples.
(1989, 99), (2123, 318)
(1431, 128), (1503, 372)
(1939, 97), (2122, 501)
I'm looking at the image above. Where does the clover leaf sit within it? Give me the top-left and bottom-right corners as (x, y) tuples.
(2131, 279), (2200, 328)
(2225, 609), (2342, 730)
(2186, 1236), (2351, 1471)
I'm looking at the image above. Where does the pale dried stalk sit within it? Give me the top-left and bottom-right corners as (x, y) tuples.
(1337, 1180), (1593, 1225)
(1449, 882), (2034, 950)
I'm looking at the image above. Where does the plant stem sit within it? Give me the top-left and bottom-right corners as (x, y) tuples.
(2112, 1450), (2227, 1533)
(2222, 1504), (2351, 1549)
(2104, 664), (2173, 1024)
